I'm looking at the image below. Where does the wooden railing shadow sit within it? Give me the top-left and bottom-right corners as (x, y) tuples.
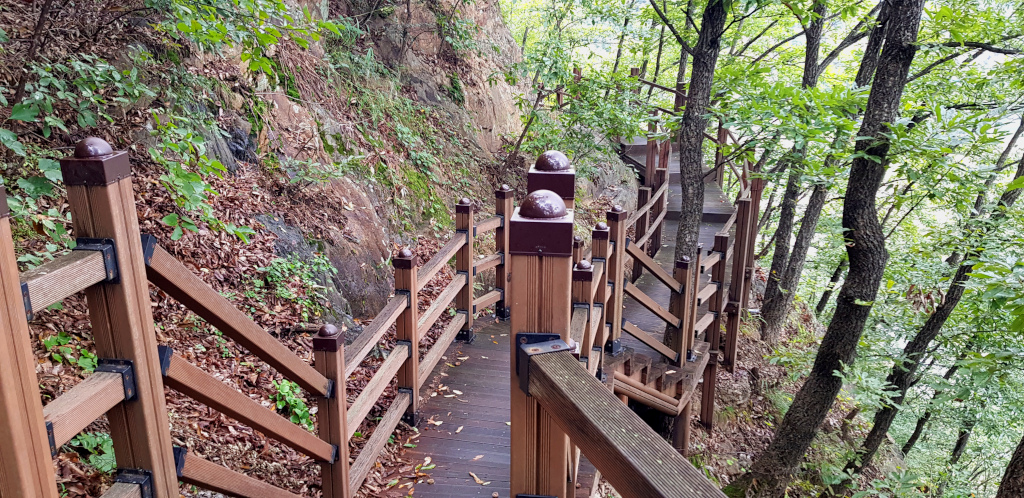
(0, 138), (513, 498)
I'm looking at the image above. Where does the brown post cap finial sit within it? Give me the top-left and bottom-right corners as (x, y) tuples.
(459, 197), (471, 205)
(677, 256), (691, 269)
(519, 190), (567, 219)
(577, 260), (592, 270)
(394, 248), (415, 269)
(398, 248), (413, 258)
(319, 324), (340, 337)
(574, 235), (583, 243)
(612, 205), (623, 212)
(75, 137), (114, 158)
(496, 184), (514, 199)
(535, 151), (570, 171)
(595, 222), (608, 230)
(61, 137), (131, 186)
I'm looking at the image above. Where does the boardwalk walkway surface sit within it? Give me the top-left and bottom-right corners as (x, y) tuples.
(404, 157), (734, 497)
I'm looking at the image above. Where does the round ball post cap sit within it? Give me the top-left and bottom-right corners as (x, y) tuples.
(535, 150), (571, 171)
(596, 222), (608, 230)
(75, 137), (113, 158)
(397, 248), (414, 259)
(681, 255), (691, 263)
(577, 260), (592, 270)
(519, 189), (567, 219)
(612, 205), (624, 213)
(459, 197), (471, 205)
(318, 324), (340, 337)
(500, 184), (511, 191)
(574, 235), (583, 242)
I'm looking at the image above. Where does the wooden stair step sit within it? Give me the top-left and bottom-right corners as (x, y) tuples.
(624, 351), (652, 380)
(643, 360), (668, 390)
(663, 341), (711, 400)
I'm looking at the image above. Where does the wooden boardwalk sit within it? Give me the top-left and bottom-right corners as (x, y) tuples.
(405, 170), (734, 497)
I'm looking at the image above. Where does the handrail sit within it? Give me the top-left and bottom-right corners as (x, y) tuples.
(346, 344), (409, 439)
(19, 250), (108, 317)
(43, 372), (125, 449)
(634, 208), (667, 248)
(473, 253), (502, 274)
(349, 392), (411, 493)
(416, 236), (465, 290)
(344, 295), (408, 378)
(417, 273), (466, 335)
(626, 176), (670, 227)
(418, 313), (467, 388)
(178, 452), (300, 498)
(475, 215), (502, 235)
(145, 243), (331, 396)
(528, 350), (727, 497)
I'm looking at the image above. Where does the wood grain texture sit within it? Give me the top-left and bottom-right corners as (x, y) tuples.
(456, 207), (474, 337)
(417, 312), (466, 388)
(349, 392), (411, 494)
(569, 306), (588, 347)
(146, 245), (329, 396)
(314, 343), (352, 497)
(530, 351), (726, 498)
(66, 179), (178, 496)
(346, 344), (408, 439)
(494, 189), (513, 318)
(20, 250), (106, 313)
(43, 371), (124, 448)
(164, 354), (334, 462)
(701, 235), (729, 431)
(626, 243), (681, 292)
(99, 482), (142, 498)
(694, 313), (715, 337)
(344, 295), (407, 378)
(475, 216), (502, 235)
(607, 215), (627, 346)
(695, 281), (718, 306)
(634, 208), (667, 249)
(0, 217), (58, 497)
(612, 374), (681, 415)
(624, 281), (681, 327)
(416, 237), (464, 290)
(180, 453), (301, 498)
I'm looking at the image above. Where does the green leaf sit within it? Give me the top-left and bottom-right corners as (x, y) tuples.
(9, 103), (38, 122)
(161, 213), (180, 227)
(0, 128), (25, 156)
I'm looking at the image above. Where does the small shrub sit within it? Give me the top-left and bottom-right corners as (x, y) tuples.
(270, 380), (313, 430)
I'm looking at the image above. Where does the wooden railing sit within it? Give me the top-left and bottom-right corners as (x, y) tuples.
(0, 138), (514, 498)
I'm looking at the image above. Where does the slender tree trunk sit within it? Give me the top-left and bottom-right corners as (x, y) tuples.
(997, 434), (1024, 498)
(901, 359), (962, 456)
(936, 411), (980, 496)
(815, 257), (848, 315)
(742, 0), (925, 493)
(673, 0), (728, 262)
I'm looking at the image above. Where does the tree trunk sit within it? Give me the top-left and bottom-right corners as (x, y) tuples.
(936, 412), (979, 496)
(673, 0), (728, 262)
(815, 257), (848, 315)
(997, 433), (1024, 498)
(844, 147), (1024, 480)
(743, 0), (924, 492)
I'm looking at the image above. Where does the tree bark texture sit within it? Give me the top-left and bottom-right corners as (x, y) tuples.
(673, 0), (727, 262)
(746, 0), (924, 493)
(997, 433), (1024, 498)
(815, 257), (848, 315)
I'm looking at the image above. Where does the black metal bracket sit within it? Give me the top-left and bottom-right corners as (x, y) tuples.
(686, 348), (697, 363)
(329, 444), (340, 464)
(46, 420), (57, 457)
(605, 337), (623, 357)
(157, 345), (173, 376)
(96, 358), (137, 401)
(115, 469), (154, 498)
(21, 281), (32, 321)
(398, 388), (417, 426)
(394, 289), (412, 307)
(73, 238), (119, 283)
(515, 333), (570, 395)
(495, 302), (511, 321)
(172, 447), (186, 477)
(395, 340), (413, 358)
(140, 234), (157, 266)
(455, 310), (473, 343)
(456, 229), (469, 244)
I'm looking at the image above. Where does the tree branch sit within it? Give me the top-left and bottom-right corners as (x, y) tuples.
(649, 0), (694, 56)
(929, 40), (1022, 55)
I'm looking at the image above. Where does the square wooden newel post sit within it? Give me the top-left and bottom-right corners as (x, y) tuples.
(664, 256), (692, 367)
(313, 325), (352, 498)
(60, 138), (179, 497)
(392, 249), (420, 421)
(495, 185), (514, 320)
(572, 260), (595, 369)
(0, 185), (58, 498)
(455, 198), (475, 341)
(527, 150), (575, 210)
(590, 222), (611, 364)
(509, 189), (574, 498)
(605, 205), (628, 356)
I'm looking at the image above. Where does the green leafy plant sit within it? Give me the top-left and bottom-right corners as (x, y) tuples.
(260, 254), (337, 321)
(41, 332), (97, 372)
(68, 432), (116, 473)
(270, 379), (313, 430)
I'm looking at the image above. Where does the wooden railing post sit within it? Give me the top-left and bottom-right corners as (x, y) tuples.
(605, 205), (627, 356)
(743, 179), (765, 313)
(313, 325), (352, 498)
(509, 189), (574, 498)
(572, 260), (595, 367)
(456, 198), (475, 342)
(527, 151), (575, 210)
(495, 184), (513, 320)
(60, 138), (179, 496)
(591, 222), (610, 360)
(700, 234), (729, 432)
(664, 257), (691, 366)
(632, 187), (650, 283)
(393, 248), (420, 422)
(572, 235), (584, 265)
(724, 199), (752, 372)
(0, 185), (58, 498)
